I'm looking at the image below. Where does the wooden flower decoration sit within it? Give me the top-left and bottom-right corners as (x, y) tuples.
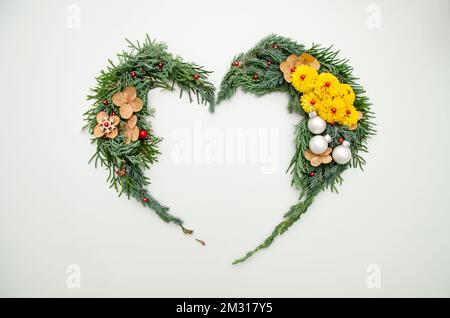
(304, 147), (332, 167)
(280, 53), (321, 83)
(123, 114), (140, 145)
(112, 86), (144, 119)
(297, 53), (320, 71)
(349, 111), (364, 131)
(93, 111), (120, 139)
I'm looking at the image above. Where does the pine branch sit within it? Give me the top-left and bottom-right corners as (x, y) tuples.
(84, 36), (216, 229)
(217, 34), (376, 264)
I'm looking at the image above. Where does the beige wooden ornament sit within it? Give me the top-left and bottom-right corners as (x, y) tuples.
(93, 111), (120, 139)
(296, 52), (321, 71)
(112, 86), (144, 119)
(304, 147), (332, 167)
(123, 114), (140, 145)
(280, 53), (321, 83)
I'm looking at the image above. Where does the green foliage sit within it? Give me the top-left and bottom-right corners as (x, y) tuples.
(217, 34), (376, 264)
(84, 36), (215, 228)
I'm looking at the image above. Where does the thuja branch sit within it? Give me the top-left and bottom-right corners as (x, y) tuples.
(84, 36), (215, 231)
(217, 34), (375, 264)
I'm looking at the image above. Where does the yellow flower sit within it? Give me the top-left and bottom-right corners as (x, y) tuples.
(317, 97), (346, 124)
(340, 105), (359, 127)
(314, 73), (340, 98)
(338, 83), (356, 106)
(291, 65), (318, 93)
(300, 92), (319, 113)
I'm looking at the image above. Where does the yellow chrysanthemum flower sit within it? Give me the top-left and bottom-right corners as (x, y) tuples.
(291, 65), (318, 93)
(300, 92), (320, 113)
(339, 105), (359, 127)
(317, 97), (346, 124)
(314, 72), (340, 98)
(338, 83), (356, 106)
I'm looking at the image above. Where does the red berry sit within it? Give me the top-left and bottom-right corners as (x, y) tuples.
(309, 172), (315, 177)
(346, 110), (351, 115)
(143, 197), (149, 203)
(272, 43), (279, 49)
(131, 71), (137, 78)
(158, 62), (164, 69)
(300, 74), (306, 80)
(111, 112), (116, 116)
(253, 74), (259, 80)
(325, 82), (331, 87)
(103, 122), (109, 127)
(139, 129), (148, 139)
(194, 73), (199, 81)
(310, 100), (316, 105)
(290, 67), (296, 72)
(338, 138), (344, 144)
(331, 108), (337, 113)
(266, 60), (272, 66)
(102, 99), (109, 106)
(233, 61), (240, 67)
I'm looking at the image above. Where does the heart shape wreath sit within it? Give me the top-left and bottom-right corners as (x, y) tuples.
(83, 36), (215, 236)
(217, 35), (375, 264)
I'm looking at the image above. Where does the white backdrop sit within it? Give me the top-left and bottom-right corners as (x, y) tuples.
(0, 0), (449, 297)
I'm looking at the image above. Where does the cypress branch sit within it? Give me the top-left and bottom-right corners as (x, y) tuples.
(217, 34), (376, 264)
(84, 36), (215, 229)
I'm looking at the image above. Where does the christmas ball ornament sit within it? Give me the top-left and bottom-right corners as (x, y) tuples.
(332, 140), (352, 164)
(309, 134), (331, 155)
(139, 129), (148, 139)
(307, 112), (327, 134)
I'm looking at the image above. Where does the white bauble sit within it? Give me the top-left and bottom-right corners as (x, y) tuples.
(307, 112), (326, 134)
(309, 134), (331, 154)
(332, 140), (352, 164)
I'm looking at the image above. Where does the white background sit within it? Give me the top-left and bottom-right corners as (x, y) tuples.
(0, 0), (449, 297)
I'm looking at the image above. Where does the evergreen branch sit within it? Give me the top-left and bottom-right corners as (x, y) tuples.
(217, 34), (376, 264)
(84, 36), (215, 229)
(232, 190), (319, 265)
